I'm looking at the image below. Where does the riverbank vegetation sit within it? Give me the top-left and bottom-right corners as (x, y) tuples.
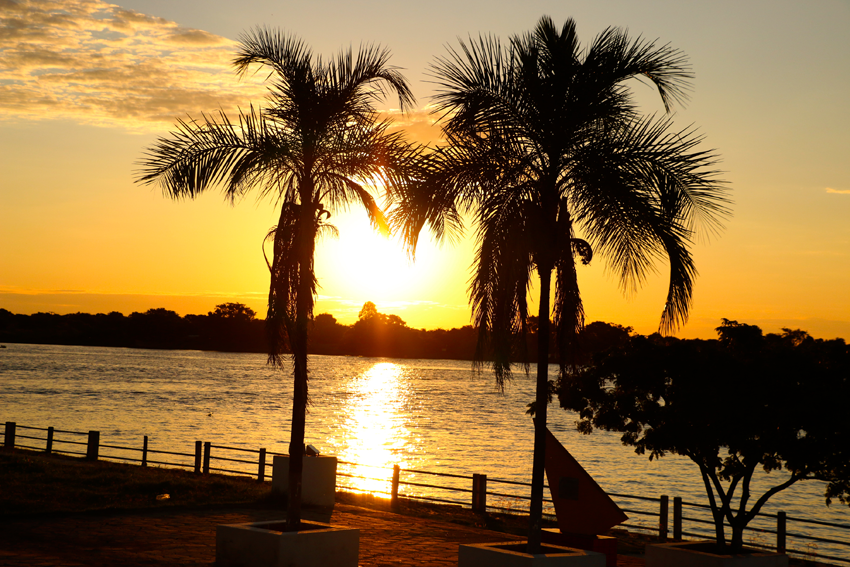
(0, 302), (631, 361)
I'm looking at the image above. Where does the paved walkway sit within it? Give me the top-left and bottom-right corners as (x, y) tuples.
(0, 503), (646, 566)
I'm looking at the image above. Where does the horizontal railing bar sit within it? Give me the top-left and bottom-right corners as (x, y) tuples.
(100, 444), (142, 452)
(681, 515), (716, 527)
(101, 455), (143, 464)
(147, 448), (195, 458)
(401, 493), (467, 507)
(337, 460), (391, 470)
(401, 468), (471, 480)
(209, 445), (261, 454)
(210, 455), (257, 466)
(681, 500), (713, 510)
(53, 439), (87, 446)
(482, 477), (531, 487)
(741, 525), (773, 534)
(620, 508), (659, 517)
(401, 480), (471, 494)
(488, 491), (532, 501)
(15, 425), (51, 432)
(16, 434), (46, 442)
(51, 428), (88, 435)
(609, 492), (662, 503)
(337, 473), (389, 484)
(787, 515), (850, 530)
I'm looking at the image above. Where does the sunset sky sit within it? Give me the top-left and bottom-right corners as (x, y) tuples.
(1, 0), (848, 340)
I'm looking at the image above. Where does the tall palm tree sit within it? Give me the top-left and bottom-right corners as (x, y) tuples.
(390, 16), (729, 552)
(136, 28), (417, 529)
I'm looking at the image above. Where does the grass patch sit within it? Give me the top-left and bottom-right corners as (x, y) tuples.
(0, 449), (272, 515)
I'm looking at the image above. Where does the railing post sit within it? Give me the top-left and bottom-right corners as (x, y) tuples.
(777, 511), (786, 554)
(258, 448), (266, 482)
(471, 473), (487, 513)
(46, 426), (54, 454)
(391, 464), (400, 509)
(203, 441), (211, 474)
(659, 495), (669, 541)
(4, 422), (15, 450)
(673, 496), (683, 541)
(86, 430), (100, 461)
(142, 436), (148, 467)
(194, 441), (202, 474)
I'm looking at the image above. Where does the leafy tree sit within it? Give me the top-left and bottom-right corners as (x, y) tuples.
(559, 320), (850, 553)
(136, 28), (417, 528)
(358, 301), (380, 321)
(390, 16), (729, 550)
(210, 302), (257, 321)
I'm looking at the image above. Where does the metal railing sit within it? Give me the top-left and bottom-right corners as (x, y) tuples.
(3, 421), (847, 564)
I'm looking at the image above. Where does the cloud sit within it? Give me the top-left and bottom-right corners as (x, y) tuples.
(826, 188), (850, 195)
(382, 106), (444, 145)
(0, 0), (265, 130)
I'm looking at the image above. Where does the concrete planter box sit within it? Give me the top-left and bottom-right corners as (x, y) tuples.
(271, 455), (337, 508)
(458, 541), (606, 567)
(216, 519), (358, 567)
(646, 541), (789, 567)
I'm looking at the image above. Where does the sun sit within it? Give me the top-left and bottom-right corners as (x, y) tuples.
(316, 210), (418, 300)
(313, 208), (473, 327)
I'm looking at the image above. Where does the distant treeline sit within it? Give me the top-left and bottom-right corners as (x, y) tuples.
(0, 302), (631, 363)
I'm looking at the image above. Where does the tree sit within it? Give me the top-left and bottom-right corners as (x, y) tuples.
(358, 300), (380, 321)
(389, 16), (729, 551)
(559, 321), (850, 553)
(136, 28), (417, 528)
(210, 302), (257, 322)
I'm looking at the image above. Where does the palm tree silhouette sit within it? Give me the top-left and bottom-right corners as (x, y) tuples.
(391, 16), (730, 552)
(137, 28), (417, 529)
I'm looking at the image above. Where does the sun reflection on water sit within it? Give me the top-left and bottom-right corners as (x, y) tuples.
(336, 362), (410, 496)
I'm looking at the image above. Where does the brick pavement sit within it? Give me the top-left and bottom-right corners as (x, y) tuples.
(0, 503), (646, 566)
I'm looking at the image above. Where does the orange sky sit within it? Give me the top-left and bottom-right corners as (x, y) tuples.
(1, 0), (849, 340)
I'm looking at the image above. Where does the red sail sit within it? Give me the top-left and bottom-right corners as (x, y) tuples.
(544, 428), (628, 535)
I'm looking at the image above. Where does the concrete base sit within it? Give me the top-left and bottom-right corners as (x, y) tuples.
(216, 519), (358, 567)
(646, 541), (789, 567)
(541, 530), (618, 566)
(271, 455), (337, 508)
(458, 541), (606, 567)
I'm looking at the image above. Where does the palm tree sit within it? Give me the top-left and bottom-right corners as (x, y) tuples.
(136, 28), (417, 529)
(389, 16), (730, 552)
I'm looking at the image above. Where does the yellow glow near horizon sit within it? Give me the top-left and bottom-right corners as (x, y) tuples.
(337, 362), (410, 496)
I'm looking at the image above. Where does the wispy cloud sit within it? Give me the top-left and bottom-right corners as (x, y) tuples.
(0, 0), (265, 130)
(826, 188), (850, 195)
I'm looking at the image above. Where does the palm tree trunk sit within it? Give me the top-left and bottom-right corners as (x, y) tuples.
(286, 276), (309, 530)
(287, 207), (316, 531)
(528, 266), (552, 553)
